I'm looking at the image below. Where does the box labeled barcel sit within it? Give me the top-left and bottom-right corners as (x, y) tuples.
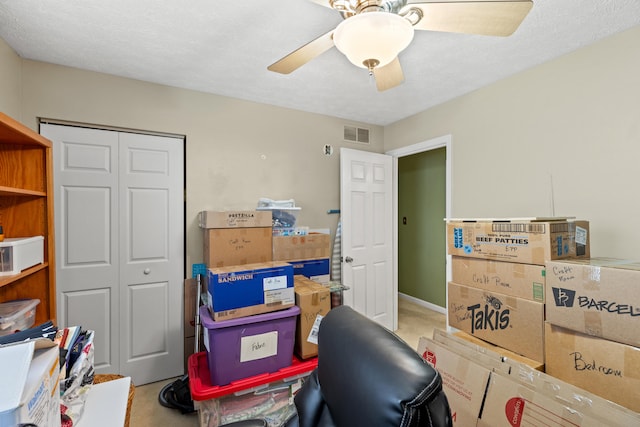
(546, 257), (640, 347)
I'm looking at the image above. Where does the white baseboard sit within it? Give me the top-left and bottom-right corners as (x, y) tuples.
(398, 292), (446, 315)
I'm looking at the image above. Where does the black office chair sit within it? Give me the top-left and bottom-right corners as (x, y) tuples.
(229, 305), (452, 427)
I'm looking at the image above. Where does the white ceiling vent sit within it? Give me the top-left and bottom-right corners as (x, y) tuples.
(344, 125), (370, 144)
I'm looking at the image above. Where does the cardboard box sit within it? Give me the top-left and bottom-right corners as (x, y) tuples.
(418, 333), (640, 426)
(505, 356), (640, 426)
(288, 258), (330, 284)
(294, 275), (331, 359)
(447, 281), (545, 362)
(451, 256), (546, 302)
(444, 330), (544, 371)
(199, 210), (272, 229)
(207, 261), (295, 321)
(545, 322), (640, 413)
(417, 336), (492, 426)
(0, 340), (60, 427)
(204, 227), (272, 268)
(272, 234), (331, 261)
(478, 370), (620, 427)
(546, 257), (640, 348)
(446, 219), (589, 265)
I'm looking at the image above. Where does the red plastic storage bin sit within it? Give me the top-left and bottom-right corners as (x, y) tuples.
(188, 351), (318, 426)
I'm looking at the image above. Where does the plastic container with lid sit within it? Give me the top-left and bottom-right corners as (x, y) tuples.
(188, 351), (318, 427)
(200, 304), (300, 386)
(0, 298), (40, 336)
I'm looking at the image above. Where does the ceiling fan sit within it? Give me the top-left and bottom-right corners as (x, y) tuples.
(267, 0), (533, 91)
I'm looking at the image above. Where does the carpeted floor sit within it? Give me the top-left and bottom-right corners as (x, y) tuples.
(128, 297), (446, 427)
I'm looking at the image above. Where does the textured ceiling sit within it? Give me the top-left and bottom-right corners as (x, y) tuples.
(1, 0), (639, 126)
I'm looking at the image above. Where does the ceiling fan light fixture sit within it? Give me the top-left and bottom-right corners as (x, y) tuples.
(333, 11), (414, 70)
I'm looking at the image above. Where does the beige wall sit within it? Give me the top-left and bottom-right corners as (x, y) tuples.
(4, 25), (640, 265)
(386, 26), (640, 259)
(0, 38), (22, 118)
(15, 60), (383, 269)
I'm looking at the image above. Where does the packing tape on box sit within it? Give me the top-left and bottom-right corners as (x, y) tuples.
(532, 247), (545, 264)
(513, 263), (526, 279)
(625, 347), (640, 380)
(583, 312), (603, 337)
(584, 265), (602, 290)
(486, 260), (497, 275)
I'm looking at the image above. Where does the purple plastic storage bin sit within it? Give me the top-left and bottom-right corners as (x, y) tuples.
(199, 305), (300, 386)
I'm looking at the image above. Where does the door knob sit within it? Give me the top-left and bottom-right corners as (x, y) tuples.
(144, 268), (151, 275)
(345, 256), (353, 263)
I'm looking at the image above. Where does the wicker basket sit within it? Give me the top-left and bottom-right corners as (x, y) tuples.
(93, 374), (135, 427)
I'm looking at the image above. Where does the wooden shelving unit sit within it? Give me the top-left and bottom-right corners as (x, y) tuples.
(0, 112), (56, 325)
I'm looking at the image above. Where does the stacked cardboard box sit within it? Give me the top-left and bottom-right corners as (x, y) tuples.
(544, 258), (640, 412)
(446, 218), (590, 364)
(200, 210), (273, 268)
(199, 210), (295, 320)
(417, 330), (640, 426)
(196, 211), (331, 381)
(190, 211), (296, 381)
(272, 233), (331, 284)
(185, 211), (274, 365)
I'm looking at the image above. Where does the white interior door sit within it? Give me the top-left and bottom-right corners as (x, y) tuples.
(43, 123), (184, 385)
(46, 125), (120, 374)
(118, 132), (183, 384)
(340, 148), (395, 330)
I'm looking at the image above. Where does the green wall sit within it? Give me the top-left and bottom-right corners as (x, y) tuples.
(398, 147), (446, 307)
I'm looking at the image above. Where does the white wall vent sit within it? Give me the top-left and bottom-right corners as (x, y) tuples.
(344, 125), (370, 144)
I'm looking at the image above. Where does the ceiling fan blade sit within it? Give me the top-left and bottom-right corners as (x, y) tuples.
(268, 31), (335, 74)
(406, 0), (533, 36)
(307, 0), (333, 8)
(373, 57), (405, 92)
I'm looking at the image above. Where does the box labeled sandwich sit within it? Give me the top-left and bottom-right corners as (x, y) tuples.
(207, 262), (294, 321)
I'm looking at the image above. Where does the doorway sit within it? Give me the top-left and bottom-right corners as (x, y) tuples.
(388, 135), (452, 314)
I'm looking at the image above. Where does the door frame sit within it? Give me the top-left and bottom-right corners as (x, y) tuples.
(387, 134), (452, 317)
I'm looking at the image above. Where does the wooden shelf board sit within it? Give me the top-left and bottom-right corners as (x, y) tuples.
(0, 262), (49, 289)
(0, 186), (47, 197)
(0, 113), (52, 147)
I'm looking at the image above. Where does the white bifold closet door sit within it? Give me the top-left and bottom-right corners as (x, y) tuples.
(42, 123), (184, 386)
